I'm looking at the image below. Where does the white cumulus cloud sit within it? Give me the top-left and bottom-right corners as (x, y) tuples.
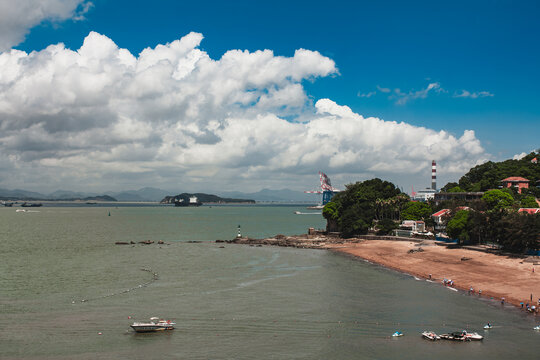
(0, 31), (487, 192)
(0, 0), (92, 52)
(454, 90), (494, 98)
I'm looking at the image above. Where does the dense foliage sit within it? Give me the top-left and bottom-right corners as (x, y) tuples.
(400, 201), (432, 221)
(322, 178), (403, 237)
(481, 189), (514, 210)
(452, 209), (539, 253)
(446, 210), (470, 244)
(441, 151), (540, 196)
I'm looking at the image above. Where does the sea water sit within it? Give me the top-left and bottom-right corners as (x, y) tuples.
(1, 205), (539, 359)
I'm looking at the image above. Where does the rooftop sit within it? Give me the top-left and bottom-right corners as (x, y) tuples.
(501, 177), (529, 182)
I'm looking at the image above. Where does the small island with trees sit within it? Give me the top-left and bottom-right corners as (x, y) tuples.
(160, 193), (255, 205)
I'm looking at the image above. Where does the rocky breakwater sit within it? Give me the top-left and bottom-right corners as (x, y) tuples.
(217, 233), (362, 249)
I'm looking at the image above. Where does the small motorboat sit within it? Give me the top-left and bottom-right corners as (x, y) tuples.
(392, 331), (403, 337)
(439, 331), (469, 341)
(422, 331), (440, 340)
(462, 330), (483, 340)
(483, 324), (492, 329)
(130, 317), (175, 333)
(533, 325), (540, 331)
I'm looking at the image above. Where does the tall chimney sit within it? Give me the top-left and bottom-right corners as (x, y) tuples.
(431, 160), (437, 190)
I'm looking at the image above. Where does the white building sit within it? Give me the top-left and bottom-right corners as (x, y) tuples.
(411, 188), (437, 202)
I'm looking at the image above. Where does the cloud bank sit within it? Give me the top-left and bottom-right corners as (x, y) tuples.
(0, 32), (486, 192)
(0, 0), (91, 52)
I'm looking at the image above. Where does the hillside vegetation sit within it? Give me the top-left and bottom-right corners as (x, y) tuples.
(442, 151), (540, 195)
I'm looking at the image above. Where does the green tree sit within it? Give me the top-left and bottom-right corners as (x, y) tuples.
(495, 213), (540, 252)
(481, 189), (515, 210)
(448, 186), (465, 193)
(323, 178), (402, 237)
(446, 210), (470, 244)
(400, 201), (432, 221)
(520, 195), (539, 208)
(376, 218), (398, 235)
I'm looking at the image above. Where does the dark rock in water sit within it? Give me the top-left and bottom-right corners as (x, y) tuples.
(138, 240), (154, 245)
(215, 240), (225, 243)
(130, 241), (136, 244)
(187, 240), (201, 243)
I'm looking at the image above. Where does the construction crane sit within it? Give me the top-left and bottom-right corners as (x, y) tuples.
(304, 171), (340, 206)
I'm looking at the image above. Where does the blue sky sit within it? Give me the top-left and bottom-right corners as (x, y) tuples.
(0, 0), (538, 193)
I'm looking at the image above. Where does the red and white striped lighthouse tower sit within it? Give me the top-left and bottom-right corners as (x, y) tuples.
(431, 160), (437, 190)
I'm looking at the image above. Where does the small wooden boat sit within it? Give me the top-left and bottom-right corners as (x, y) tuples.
(131, 317), (175, 333)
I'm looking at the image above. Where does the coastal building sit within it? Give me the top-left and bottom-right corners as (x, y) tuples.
(434, 192), (483, 203)
(518, 208), (540, 215)
(531, 157), (537, 164)
(431, 207), (471, 231)
(432, 209), (451, 230)
(400, 220), (426, 232)
(501, 177), (529, 194)
(411, 188), (437, 202)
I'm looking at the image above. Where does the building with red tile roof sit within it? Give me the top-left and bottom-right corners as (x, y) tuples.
(501, 177), (530, 194)
(518, 208), (540, 214)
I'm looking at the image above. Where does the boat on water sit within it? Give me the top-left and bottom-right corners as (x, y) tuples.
(306, 204), (324, 210)
(130, 317), (175, 333)
(533, 325), (540, 330)
(440, 330), (482, 341)
(421, 331), (440, 340)
(463, 330), (483, 340)
(21, 202), (42, 207)
(392, 331), (403, 337)
(484, 323), (493, 329)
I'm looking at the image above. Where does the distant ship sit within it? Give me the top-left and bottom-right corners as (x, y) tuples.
(21, 202), (42, 207)
(174, 196), (202, 207)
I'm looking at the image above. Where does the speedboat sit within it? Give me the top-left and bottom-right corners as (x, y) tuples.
(130, 317), (175, 333)
(483, 324), (492, 329)
(422, 331), (440, 340)
(534, 325), (540, 331)
(392, 331), (403, 337)
(462, 330), (483, 340)
(439, 331), (469, 341)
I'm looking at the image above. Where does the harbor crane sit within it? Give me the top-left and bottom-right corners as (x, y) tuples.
(304, 171), (340, 206)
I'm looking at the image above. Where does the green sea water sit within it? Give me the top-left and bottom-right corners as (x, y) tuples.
(1, 205), (539, 359)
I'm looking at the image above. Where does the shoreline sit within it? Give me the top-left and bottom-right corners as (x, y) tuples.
(223, 234), (540, 312)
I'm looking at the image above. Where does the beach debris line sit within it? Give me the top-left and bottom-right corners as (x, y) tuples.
(71, 268), (158, 304)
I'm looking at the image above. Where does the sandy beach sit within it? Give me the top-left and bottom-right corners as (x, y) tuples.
(327, 240), (540, 309)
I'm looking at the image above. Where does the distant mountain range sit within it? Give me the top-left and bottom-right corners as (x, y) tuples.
(0, 187), (319, 203)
